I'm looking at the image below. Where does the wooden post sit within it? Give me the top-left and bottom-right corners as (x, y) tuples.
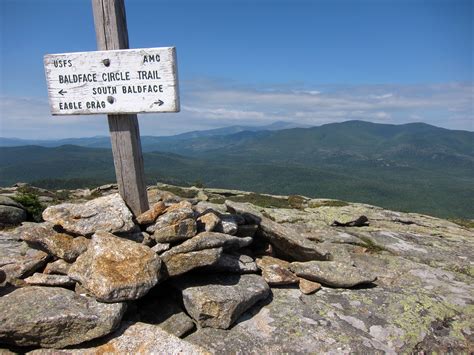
(91, 0), (149, 215)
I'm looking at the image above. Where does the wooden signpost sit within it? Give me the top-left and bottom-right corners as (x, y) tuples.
(43, 0), (179, 216)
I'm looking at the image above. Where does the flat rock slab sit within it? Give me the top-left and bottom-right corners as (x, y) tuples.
(42, 193), (135, 236)
(0, 238), (49, 281)
(162, 247), (223, 278)
(290, 260), (377, 288)
(27, 322), (207, 354)
(186, 254), (474, 353)
(17, 222), (89, 262)
(174, 274), (270, 329)
(0, 286), (125, 348)
(69, 231), (161, 302)
(162, 232), (253, 258)
(225, 200), (331, 261)
(24, 273), (75, 287)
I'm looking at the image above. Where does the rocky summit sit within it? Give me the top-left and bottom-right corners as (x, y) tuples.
(0, 182), (473, 353)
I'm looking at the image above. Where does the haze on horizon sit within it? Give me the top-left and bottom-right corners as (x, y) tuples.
(0, 0), (472, 139)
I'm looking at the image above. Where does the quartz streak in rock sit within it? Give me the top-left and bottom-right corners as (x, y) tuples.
(289, 261), (377, 288)
(175, 274), (270, 329)
(42, 193), (135, 236)
(0, 286), (125, 348)
(68, 231), (161, 302)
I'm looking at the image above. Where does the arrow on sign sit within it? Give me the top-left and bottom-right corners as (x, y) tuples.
(58, 89), (67, 96)
(153, 99), (164, 106)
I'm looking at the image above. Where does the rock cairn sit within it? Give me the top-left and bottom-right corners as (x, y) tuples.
(0, 187), (377, 351)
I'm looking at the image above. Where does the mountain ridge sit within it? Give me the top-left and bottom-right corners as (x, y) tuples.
(0, 120), (472, 219)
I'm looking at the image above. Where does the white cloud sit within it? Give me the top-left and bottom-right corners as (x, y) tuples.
(370, 93), (393, 99)
(1, 80), (473, 139)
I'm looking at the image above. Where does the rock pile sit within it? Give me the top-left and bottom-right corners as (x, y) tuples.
(0, 190), (376, 351)
(1, 183), (473, 353)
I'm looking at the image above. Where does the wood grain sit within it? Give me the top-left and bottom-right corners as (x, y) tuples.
(44, 47), (179, 115)
(92, 0), (149, 215)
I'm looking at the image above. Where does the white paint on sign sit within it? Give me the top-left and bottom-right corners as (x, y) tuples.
(44, 47), (179, 115)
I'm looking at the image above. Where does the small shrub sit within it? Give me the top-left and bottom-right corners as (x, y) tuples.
(449, 218), (474, 229)
(193, 181), (205, 189)
(229, 193), (291, 209)
(12, 192), (45, 222)
(54, 190), (71, 201)
(309, 200), (349, 208)
(288, 195), (306, 209)
(159, 185), (198, 198)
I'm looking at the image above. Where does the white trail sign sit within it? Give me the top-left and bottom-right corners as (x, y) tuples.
(44, 47), (179, 115)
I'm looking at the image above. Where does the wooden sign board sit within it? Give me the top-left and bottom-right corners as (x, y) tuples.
(44, 47), (179, 115)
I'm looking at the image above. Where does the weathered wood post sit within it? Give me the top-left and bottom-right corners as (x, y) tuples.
(44, 2), (179, 215)
(91, 0), (149, 216)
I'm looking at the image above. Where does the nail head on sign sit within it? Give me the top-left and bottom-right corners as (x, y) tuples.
(103, 59), (110, 67)
(107, 96), (115, 104)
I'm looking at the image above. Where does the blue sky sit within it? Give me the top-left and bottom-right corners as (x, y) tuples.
(0, 0), (472, 138)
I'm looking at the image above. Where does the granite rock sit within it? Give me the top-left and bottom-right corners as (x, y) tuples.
(197, 212), (221, 232)
(162, 247), (222, 278)
(68, 231), (161, 302)
(17, 222), (89, 262)
(135, 201), (166, 225)
(146, 206), (194, 234)
(42, 193), (135, 236)
(27, 322), (207, 354)
(290, 260), (377, 288)
(161, 232), (253, 258)
(152, 218), (197, 243)
(262, 264), (299, 286)
(174, 274), (270, 329)
(43, 259), (72, 275)
(24, 272), (75, 287)
(0, 236), (49, 281)
(0, 286), (125, 348)
(225, 200), (332, 261)
(298, 278), (321, 294)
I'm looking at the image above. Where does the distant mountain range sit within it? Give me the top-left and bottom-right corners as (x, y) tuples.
(0, 120), (473, 219)
(0, 121), (310, 150)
